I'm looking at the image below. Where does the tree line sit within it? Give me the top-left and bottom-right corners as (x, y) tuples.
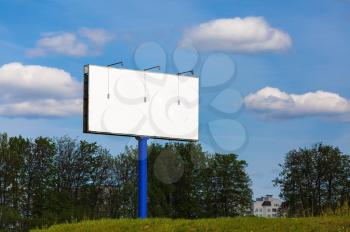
(0, 133), (252, 231)
(274, 143), (350, 217)
(2, 132), (348, 231)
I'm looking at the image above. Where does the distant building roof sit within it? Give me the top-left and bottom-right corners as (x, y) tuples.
(255, 194), (280, 202)
(262, 201), (271, 206)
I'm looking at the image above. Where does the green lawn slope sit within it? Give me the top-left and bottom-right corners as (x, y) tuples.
(32, 216), (350, 232)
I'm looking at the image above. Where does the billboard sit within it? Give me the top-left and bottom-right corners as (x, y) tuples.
(83, 65), (199, 141)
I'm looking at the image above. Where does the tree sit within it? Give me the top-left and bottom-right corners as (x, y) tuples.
(199, 154), (252, 217)
(274, 143), (350, 217)
(22, 137), (56, 227)
(0, 134), (29, 230)
(109, 146), (137, 218)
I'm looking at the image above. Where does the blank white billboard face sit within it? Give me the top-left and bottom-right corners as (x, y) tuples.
(83, 65), (199, 141)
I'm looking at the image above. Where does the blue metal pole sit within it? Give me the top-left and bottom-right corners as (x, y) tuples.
(137, 137), (148, 218)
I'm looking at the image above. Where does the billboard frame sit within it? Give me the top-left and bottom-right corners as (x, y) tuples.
(83, 64), (199, 142)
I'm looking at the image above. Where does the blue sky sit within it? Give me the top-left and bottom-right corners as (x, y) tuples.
(1, 0), (350, 198)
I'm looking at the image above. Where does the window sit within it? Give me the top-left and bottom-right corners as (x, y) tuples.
(272, 208), (277, 212)
(260, 209), (262, 212)
(267, 209), (271, 212)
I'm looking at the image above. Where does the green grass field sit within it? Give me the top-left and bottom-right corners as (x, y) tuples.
(32, 216), (350, 232)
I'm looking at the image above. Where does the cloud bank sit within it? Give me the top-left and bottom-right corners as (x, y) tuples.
(181, 17), (292, 53)
(245, 87), (350, 121)
(27, 28), (113, 57)
(0, 63), (82, 117)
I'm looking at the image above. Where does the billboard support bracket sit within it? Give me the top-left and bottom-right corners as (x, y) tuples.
(137, 136), (148, 218)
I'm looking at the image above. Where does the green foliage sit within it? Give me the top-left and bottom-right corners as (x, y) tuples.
(32, 216), (350, 232)
(0, 206), (24, 231)
(323, 200), (350, 217)
(274, 143), (350, 217)
(0, 133), (252, 231)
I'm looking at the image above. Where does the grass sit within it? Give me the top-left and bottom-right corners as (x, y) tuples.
(32, 216), (350, 232)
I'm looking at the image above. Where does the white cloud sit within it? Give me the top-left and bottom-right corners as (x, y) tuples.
(27, 32), (88, 57)
(0, 62), (82, 117)
(245, 87), (350, 120)
(0, 99), (82, 117)
(181, 17), (292, 53)
(0, 63), (81, 100)
(79, 27), (113, 47)
(27, 28), (113, 57)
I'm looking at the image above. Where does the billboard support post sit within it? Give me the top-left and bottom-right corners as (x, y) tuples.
(137, 136), (148, 218)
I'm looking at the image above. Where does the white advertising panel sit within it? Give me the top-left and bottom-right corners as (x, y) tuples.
(83, 65), (199, 141)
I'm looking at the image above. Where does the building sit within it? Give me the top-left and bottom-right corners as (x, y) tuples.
(253, 195), (282, 218)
